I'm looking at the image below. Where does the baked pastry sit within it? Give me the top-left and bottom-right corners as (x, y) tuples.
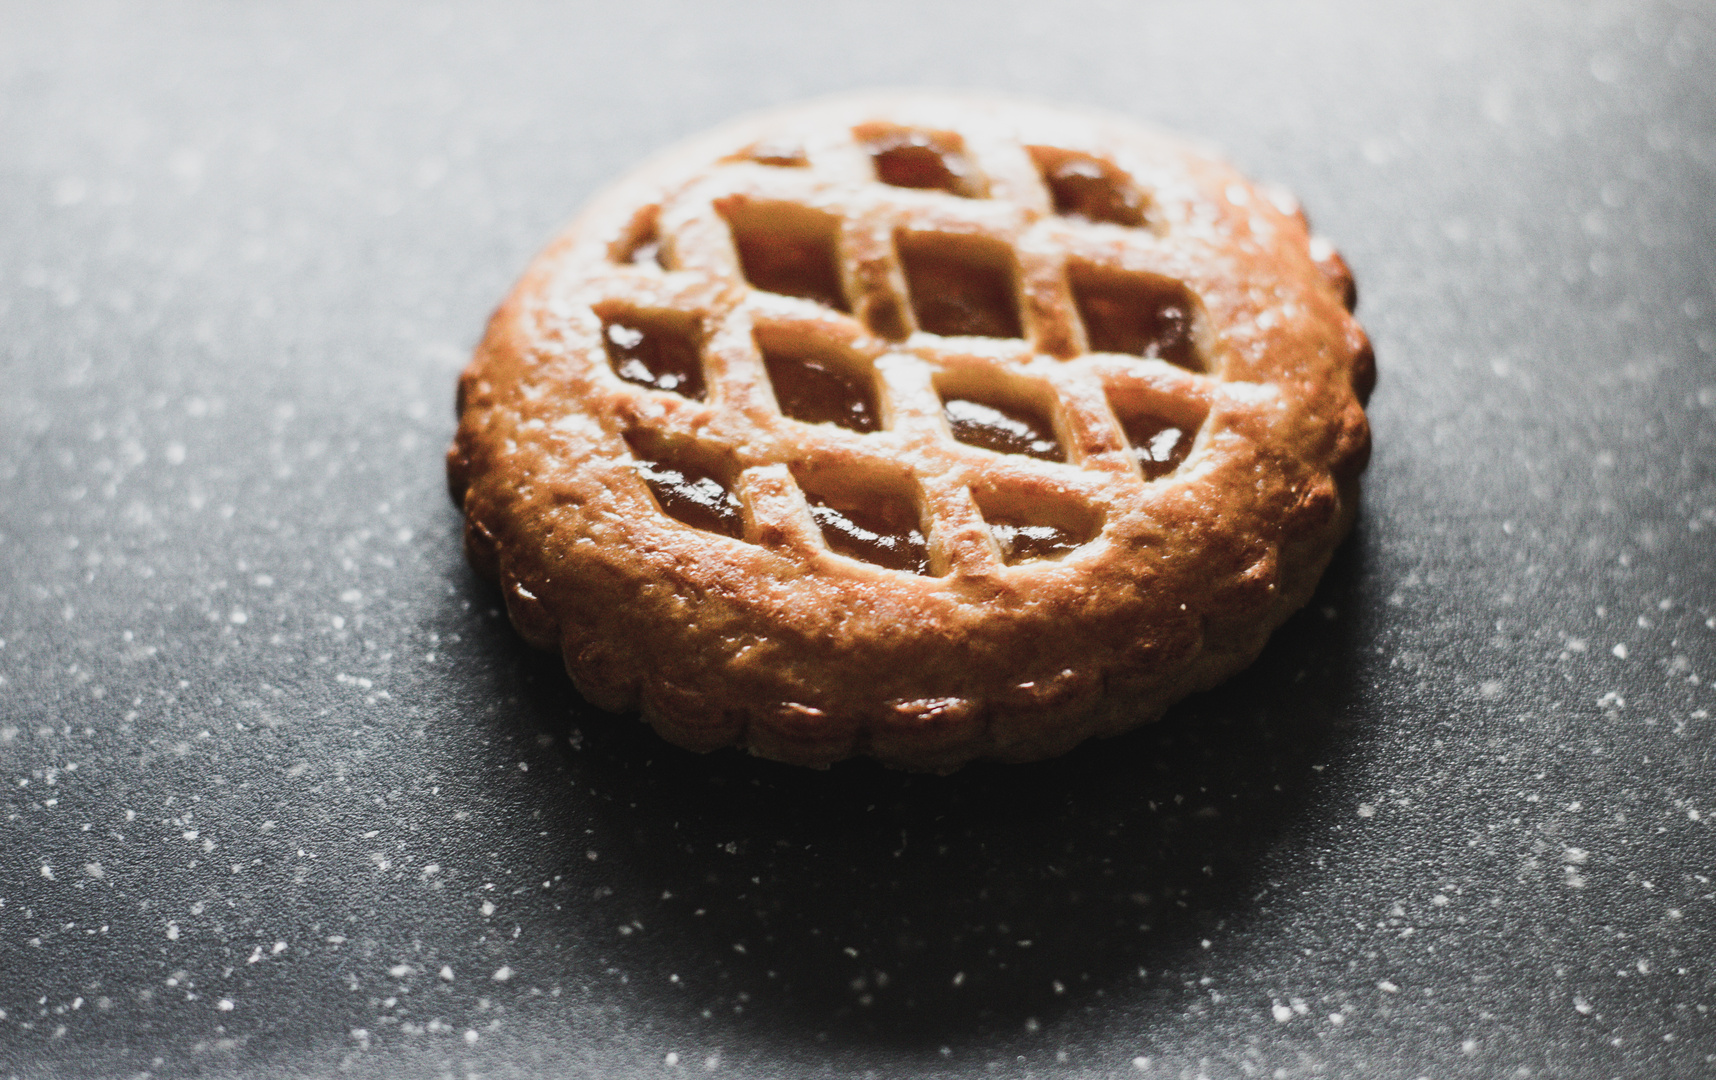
(447, 93), (1373, 771)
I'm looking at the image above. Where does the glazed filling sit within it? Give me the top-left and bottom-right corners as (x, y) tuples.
(1070, 266), (1200, 370)
(602, 314), (705, 399)
(1119, 412), (1194, 480)
(861, 290), (912, 343)
(614, 207), (667, 268)
(943, 396), (1062, 461)
(806, 490), (930, 574)
(724, 201), (849, 312)
(740, 140), (809, 167)
(865, 129), (982, 197)
(634, 459), (744, 539)
(897, 233), (1022, 339)
(1031, 149), (1149, 227)
(763, 347), (879, 433)
(987, 518), (1087, 564)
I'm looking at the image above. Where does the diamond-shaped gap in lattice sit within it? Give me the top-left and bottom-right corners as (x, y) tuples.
(717, 197), (849, 312)
(754, 323), (881, 434)
(610, 205), (669, 268)
(856, 123), (987, 198)
(621, 431), (748, 540)
(970, 481), (1102, 566)
(895, 231), (1023, 339)
(792, 465), (933, 575)
(597, 304), (706, 399)
(1027, 146), (1152, 228)
(1103, 382), (1208, 481)
(1068, 261), (1202, 371)
(932, 368), (1064, 462)
(729, 139), (810, 168)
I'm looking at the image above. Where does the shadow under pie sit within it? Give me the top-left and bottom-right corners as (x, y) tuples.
(458, 523), (1372, 1051)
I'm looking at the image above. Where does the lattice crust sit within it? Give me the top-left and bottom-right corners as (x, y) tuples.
(448, 94), (1374, 770)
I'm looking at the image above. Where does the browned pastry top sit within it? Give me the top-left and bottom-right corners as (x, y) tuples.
(447, 93), (1373, 770)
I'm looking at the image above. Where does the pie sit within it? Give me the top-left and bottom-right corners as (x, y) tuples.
(446, 93), (1373, 770)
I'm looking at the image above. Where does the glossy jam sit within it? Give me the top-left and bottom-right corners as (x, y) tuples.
(866, 130), (981, 197)
(806, 490), (930, 574)
(724, 202), (849, 312)
(943, 397), (1062, 461)
(897, 234), (1022, 339)
(742, 140), (809, 167)
(987, 518), (1086, 564)
(1119, 413), (1193, 480)
(602, 315), (705, 399)
(613, 209), (668, 268)
(862, 292), (912, 343)
(1070, 267), (1200, 370)
(633, 459), (744, 539)
(763, 346), (879, 433)
(1032, 149), (1149, 227)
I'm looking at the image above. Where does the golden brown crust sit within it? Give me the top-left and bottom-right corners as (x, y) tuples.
(448, 93), (1373, 770)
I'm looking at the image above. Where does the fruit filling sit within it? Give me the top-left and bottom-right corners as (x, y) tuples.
(1118, 412), (1195, 480)
(722, 200), (849, 312)
(987, 518), (1086, 564)
(972, 486), (1100, 565)
(942, 396), (1062, 461)
(1029, 147), (1150, 227)
(1070, 264), (1201, 370)
(760, 337), (879, 433)
(897, 232), (1022, 339)
(601, 312), (705, 399)
(863, 127), (984, 198)
(633, 459), (745, 539)
(802, 486), (931, 574)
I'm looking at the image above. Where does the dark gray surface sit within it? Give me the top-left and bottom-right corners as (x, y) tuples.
(3, 2), (1715, 1077)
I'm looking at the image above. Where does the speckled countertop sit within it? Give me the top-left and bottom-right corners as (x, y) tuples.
(2, 3), (1714, 1078)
